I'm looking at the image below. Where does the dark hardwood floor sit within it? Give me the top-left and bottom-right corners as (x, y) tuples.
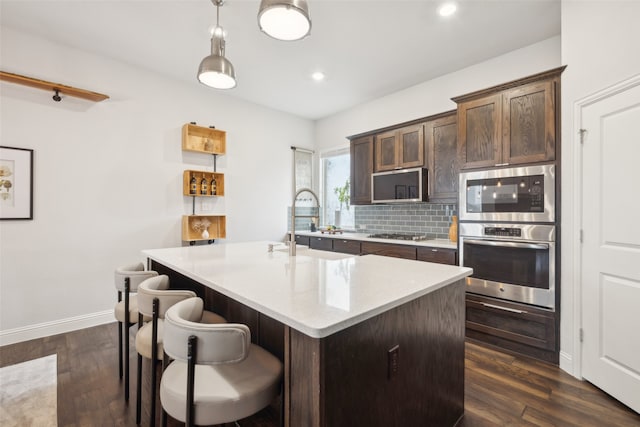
(0, 323), (638, 426)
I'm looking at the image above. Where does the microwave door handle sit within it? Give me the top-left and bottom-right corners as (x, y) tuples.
(463, 239), (549, 250)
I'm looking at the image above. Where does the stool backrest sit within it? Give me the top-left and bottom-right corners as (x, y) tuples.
(114, 262), (158, 292)
(164, 297), (251, 365)
(137, 275), (196, 318)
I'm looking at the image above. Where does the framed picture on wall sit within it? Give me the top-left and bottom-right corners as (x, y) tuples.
(0, 146), (34, 220)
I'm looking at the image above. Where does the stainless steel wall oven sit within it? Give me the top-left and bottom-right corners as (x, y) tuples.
(458, 163), (557, 310)
(459, 223), (556, 309)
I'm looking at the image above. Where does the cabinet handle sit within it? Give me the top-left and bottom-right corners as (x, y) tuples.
(481, 302), (527, 314)
(495, 162), (510, 167)
(431, 249), (438, 252)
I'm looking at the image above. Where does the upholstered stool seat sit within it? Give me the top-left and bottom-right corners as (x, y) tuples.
(135, 275), (226, 426)
(160, 297), (283, 426)
(160, 344), (282, 425)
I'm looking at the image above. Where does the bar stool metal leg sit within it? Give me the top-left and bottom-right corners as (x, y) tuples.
(118, 291), (123, 379)
(124, 277), (131, 402)
(136, 313), (143, 424)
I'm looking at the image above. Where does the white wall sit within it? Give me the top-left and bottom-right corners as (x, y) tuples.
(559, 0), (640, 376)
(0, 27), (314, 343)
(315, 36), (561, 151)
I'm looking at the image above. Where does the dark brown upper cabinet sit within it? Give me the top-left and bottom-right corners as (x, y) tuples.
(502, 80), (556, 165)
(454, 67), (564, 170)
(457, 94), (502, 169)
(425, 112), (459, 202)
(374, 124), (425, 172)
(350, 135), (374, 205)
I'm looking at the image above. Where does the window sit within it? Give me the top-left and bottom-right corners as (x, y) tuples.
(321, 148), (353, 228)
(294, 149), (313, 195)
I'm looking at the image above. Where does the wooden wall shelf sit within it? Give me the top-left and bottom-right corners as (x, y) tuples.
(183, 170), (225, 197)
(0, 71), (109, 102)
(182, 215), (226, 242)
(182, 123), (226, 155)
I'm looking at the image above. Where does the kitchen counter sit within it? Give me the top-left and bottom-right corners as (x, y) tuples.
(294, 230), (458, 249)
(143, 241), (471, 426)
(142, 241), (470, 338)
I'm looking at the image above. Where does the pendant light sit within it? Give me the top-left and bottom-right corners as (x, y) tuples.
(258, 0), (311, 41)
(198, 0), (236, 89)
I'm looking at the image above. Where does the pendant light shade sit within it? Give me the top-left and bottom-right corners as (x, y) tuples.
(258, 0), (311, 41)
(198, 1), (237, 89)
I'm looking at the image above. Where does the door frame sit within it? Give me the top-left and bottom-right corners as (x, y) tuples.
(571, 73), (640, 379)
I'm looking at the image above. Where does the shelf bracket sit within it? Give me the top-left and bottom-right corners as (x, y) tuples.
(0, 70), (109, 102)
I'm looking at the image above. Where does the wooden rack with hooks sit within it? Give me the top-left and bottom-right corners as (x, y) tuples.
(0, 70), (109, 102)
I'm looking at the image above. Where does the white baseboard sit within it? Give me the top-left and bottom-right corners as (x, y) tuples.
(0, 310), (114, 347)
(559, 350), (580, 379)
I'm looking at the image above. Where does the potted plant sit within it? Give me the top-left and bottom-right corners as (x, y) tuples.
(333, 179), (350, 227)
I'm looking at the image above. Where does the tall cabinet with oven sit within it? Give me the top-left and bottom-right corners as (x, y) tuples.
(453, 66), (565, 364)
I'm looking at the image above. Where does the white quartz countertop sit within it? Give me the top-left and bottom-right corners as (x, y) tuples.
(143, 241), (471, 338)
(294, 230), (458, 250)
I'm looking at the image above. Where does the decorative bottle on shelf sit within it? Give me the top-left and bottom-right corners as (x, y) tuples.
(448, 215), (458, 243)
(200, 173), (208, 195)
(190, 173), (197, 195)
(210, 175), (217, 195)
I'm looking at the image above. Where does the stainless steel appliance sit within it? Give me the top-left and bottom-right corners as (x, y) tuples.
(458, 164), (557, 310)
(459, 222), (556, 310)
(459, 164), (555, 223)
(371, 167), (428, 203)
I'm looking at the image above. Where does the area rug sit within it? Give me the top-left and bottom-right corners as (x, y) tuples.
(0, 354), (57, 427)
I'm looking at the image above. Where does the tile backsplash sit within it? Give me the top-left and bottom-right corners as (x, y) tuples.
(354, 203), (457, 239)
(288, 203), (457, 240)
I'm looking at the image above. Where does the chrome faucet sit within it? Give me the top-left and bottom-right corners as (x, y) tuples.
(290, 187), (320, 256)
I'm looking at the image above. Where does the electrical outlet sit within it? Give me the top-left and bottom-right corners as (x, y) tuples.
(201, 202), (212, 211)
(388, 345), (399, 379)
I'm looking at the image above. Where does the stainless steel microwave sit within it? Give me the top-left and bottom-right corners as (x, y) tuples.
(459, 164), (555, 223)
(371, 167), (428, 203)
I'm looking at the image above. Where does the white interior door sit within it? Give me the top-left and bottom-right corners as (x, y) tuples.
(581, 76), (640, 413)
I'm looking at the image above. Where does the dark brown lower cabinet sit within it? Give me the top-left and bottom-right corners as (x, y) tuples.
(416, 246), (457, 265)
(360, 241), (417, 260)
(332, 239), (361, 255)
(309, 236), (334, 251)
(295, 234), (459, 266)
(295, 234), (310, 246)
(465, 293), (558, 364)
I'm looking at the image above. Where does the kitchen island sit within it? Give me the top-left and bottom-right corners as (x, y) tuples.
(143, 241), (472, 427)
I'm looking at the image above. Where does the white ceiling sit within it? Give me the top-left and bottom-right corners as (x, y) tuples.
(0, 0), (560, 120)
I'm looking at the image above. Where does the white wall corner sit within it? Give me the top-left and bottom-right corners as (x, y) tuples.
(0, 310), (114, 347)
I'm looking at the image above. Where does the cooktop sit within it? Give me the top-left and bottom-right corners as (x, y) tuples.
(367, 233), (431, 241)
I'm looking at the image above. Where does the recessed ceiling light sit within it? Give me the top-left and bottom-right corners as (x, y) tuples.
(438, 2), (457, 17)
(311, 71), (325, 81)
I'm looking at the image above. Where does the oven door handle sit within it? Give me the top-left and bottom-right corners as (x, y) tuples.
(463, 239), (549, 250)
